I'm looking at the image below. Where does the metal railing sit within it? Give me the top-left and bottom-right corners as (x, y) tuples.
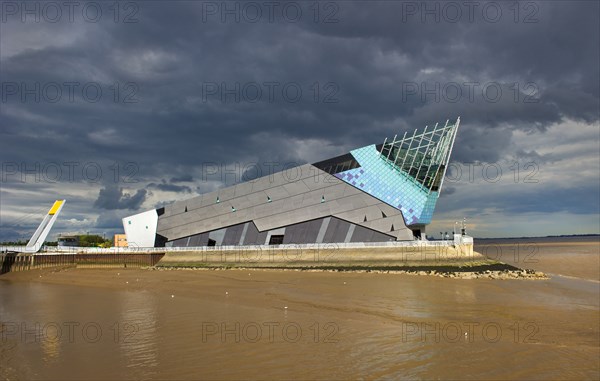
(26, 239), (465, 255)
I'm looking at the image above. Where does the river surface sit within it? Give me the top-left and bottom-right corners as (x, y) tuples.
(1, 238), (598, 380)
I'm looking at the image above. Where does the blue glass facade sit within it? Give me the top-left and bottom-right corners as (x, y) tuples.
(335, 144), (439, 225)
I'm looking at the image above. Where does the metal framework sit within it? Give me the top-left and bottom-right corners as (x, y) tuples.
(379, 117), (460, 195)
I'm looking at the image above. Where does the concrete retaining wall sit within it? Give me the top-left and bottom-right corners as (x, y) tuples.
(157, 243), (481, 268)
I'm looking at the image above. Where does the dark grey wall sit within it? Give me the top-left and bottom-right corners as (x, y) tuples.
(283, 218), (322, 244)
(166, 217), (395, 247)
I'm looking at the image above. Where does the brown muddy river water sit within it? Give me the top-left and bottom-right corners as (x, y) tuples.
(1, 238), (598, 380)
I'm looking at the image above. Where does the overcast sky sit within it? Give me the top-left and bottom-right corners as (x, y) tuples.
(1, 0), (598, 240)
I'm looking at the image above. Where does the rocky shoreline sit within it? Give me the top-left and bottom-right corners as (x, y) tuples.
(398, 268), (547, 279)
(148, 265), (548, 280)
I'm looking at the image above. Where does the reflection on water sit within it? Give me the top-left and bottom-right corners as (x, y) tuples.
(118, 290), (159, 375)
(0, 240), (598, 380)
(40, 328), (60, 362)
(475, 237), (600, 281)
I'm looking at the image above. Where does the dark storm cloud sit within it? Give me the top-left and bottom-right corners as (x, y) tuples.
(2, 1), (598, 163)
(439, 186), (456, 197)
(95, 211), (124, 229)
(94, 185), (147, 210)
(1, 0), (598, 239)
(148, 180), (192, 193)
(514, 149), (554, 164)
(170, 175), (193, 183)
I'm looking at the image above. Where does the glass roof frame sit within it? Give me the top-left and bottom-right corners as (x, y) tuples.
(379, 117), (460, 195)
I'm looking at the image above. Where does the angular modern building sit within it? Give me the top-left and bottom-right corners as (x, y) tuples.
(123, 118), (460, 248)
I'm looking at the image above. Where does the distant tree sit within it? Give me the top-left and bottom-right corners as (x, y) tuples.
(0, 241), (27, 245)
(78, 234), (111, 247)
(99, 241), (112, 248)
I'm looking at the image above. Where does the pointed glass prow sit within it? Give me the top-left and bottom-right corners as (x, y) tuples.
(379, 117), (460, 195)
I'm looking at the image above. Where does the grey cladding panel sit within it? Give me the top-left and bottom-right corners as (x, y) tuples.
(282, 181), (311, 196)
(256, 231), (268, 245)
(217, 187), (236, 203)
(350, 225), (375, 243)
(234, 182), (254, 198)
(222, 224), (245, 246)
(241, 222), (260, 245)
(249, 168), (307, 193)
(322, 218), (351, 243)
(350, 225), (394, 242)
(172, 236), (188, 247)
(265, 185), (291, 200)
(200, 189), (220, 207)
(371, 230), (396, 242)
(282, 218), (323, 244)
(189, 232), (209, 246)
(158, 165), (412, 242)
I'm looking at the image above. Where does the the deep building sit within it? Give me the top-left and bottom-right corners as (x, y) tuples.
(123, 118), (460, 248)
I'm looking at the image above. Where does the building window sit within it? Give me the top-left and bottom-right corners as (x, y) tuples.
(207, 239), (216, 247)
(268, 235), (284, 245)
